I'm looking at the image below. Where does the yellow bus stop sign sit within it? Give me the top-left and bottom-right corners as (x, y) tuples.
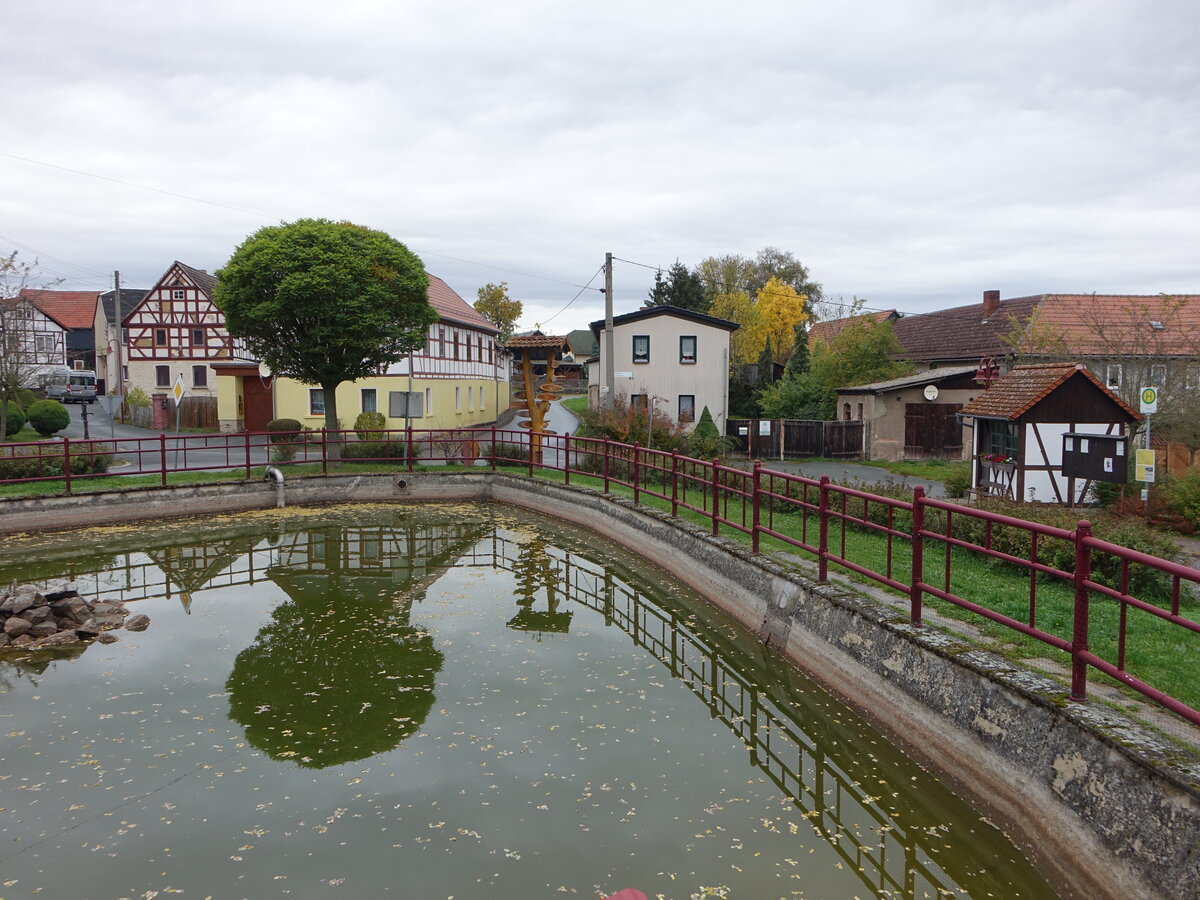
(1139, 386), (1158, 414)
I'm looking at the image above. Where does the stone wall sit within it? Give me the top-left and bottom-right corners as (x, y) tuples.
(2, 471), (1198, 899)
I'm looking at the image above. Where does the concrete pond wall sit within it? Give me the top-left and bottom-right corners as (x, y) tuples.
(3, 471), (1200, 899)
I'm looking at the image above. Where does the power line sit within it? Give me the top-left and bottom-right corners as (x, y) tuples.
(540, 264), (605, 327)
(0, 233), (112, 278)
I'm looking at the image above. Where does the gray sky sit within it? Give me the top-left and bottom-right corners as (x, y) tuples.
(4, 0), (1198, 334)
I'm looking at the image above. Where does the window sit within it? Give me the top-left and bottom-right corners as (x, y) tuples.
(35, 334), (54, 352)
(987, 422), (1020, 460)
(679, 335), (697, 364)
(843, 403), (852, 421)
(309, 389), (325, 416)
(425, 388), (432, 414)
(192, 365), (208, 388)
(678, 395), (695, 423)
(73, 359), (84, 371)
(455, 386), (462, 412)
(467, 386), (474, 410)
(172, 289), (185, 300)
(632, 335), (650, 364)
(155, 328), (168, 347)
(122, 365), (129, 382)
(1106, 364), (1122, 388)
(361, 388), (377, 413)
(631, 393), (648, 411)
(191, 329), (205, 347)
(857, 403), (864, 420)
(454, 334), (460, 360)
(1151, 364), (1168, 386)
(388, 391), (423, 418)
(479, 385), (485, 411)
(1188, 366), (1200, 390)
(156, 365), (171, 387)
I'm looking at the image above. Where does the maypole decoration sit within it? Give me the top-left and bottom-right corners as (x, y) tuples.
(505, 332), (568, 462)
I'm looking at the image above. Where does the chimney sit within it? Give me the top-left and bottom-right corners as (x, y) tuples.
(982, 290), (1000, 319)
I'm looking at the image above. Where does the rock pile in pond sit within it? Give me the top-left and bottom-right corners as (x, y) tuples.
(0, 584), (150, 651)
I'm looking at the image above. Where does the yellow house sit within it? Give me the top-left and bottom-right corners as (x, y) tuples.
(214, 276), (510, 432)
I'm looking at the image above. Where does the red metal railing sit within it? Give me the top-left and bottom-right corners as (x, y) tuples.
(4, 426), (1198, 725)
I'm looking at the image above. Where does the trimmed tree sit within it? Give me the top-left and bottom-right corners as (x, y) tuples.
(25, 399), (70, 437)
(214, 219), (437, 455)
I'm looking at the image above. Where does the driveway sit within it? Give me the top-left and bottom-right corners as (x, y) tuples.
(731, 458), (948, 498)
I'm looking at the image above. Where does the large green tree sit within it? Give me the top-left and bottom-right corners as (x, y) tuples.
(474, 281), (522, 343)
(214, 219), (437, 444)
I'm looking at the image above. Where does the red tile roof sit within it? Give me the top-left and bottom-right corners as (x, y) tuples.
(808, 310), (897, 346)
(508, 332), (567, 349)
(428, 275), (497, 334)
(1031, 294), (1200, 357)
(958, 362), (1141, 422)
(18, 289), (100, 329)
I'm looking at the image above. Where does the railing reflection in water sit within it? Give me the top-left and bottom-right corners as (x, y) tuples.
(9, 519), (997, 898)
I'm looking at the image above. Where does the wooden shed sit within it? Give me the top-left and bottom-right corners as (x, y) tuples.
(957, 363), (1141, 504)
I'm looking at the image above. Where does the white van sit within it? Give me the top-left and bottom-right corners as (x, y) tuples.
(42, 368), (98, 404)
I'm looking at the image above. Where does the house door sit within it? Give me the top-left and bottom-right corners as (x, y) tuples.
(243, 377), (274, 432)
(904, 403), (963, 459)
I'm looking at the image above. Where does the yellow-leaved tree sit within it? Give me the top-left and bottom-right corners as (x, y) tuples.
(709, 290), (764, 366)
(756, 276), (808, 364)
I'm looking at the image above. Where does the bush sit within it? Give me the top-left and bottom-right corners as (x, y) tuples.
(15, 388), (36, 410)
(0, 441), (113, 480)
(125, 386), (151, 408)
(575, 395), (688, 452)
(941, 466), (972, 499)
(354, 411), (387, 441)
(266, 418), (302, 444)
(3, 402), (25, 437)
(686, 406), (731, 460)
(492, 440), (529, 467)
(26, 399), (70, 437)
(342, 441), (410, 461)
(1163, 468), (1200, 529)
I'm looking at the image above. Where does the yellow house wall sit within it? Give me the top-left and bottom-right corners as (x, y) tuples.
(217, 376), (243, 432)
(269, 375), (511, 431)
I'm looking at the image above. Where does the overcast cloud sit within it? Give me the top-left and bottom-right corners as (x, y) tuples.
(4, 0), (1198, 333)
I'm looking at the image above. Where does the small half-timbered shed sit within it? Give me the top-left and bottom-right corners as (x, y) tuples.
(958, 363), (1141, 504)
(122, 261), (255, 404)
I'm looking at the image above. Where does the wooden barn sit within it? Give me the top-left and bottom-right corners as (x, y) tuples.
(957, 363), (1141, 504)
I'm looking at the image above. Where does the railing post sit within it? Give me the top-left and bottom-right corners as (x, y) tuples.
(1071, 520), (1093, 701)
(710, 457), (720, 537)
(670, 450), (679, 517)
(320, 427), (328, 475)
(160, 433), (168, 487)
(603, 438), (610, 493)
(818, 475), (830, 582)
(910, 485), (925, 625)
(62, 437), (72, 494)
(244, 430), (252, 480)
(564, 434), (571, 485)
(632, 442), (641, 505)
(490, 424), (497, 471)
(527, 432), (535, 477)
(751, 460), (762, 553)
(406, 426), (414, 472)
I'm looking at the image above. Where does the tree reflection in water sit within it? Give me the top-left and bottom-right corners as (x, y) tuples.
(226, 519), (484, 769)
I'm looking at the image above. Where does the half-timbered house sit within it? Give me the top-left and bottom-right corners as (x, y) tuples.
(122, 261), (254, 415)
(3, 292), (68, 381)
(216, 275), (511, 432)
(19, 290), (108, 385)
(957, 363), (1141, 504)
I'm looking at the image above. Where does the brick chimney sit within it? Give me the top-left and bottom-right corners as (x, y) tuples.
(982, 290), (1000, 319)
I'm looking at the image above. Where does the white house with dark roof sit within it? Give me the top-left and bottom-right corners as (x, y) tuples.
(587, 305), (739, 430)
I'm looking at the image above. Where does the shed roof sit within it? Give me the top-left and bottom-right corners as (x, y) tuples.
(507, 331), (567, 349)
(958, 363), (1141, 422)
(835, 365), (979, 395)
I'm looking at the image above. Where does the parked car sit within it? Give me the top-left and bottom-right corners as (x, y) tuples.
(41, 367), (97, 404)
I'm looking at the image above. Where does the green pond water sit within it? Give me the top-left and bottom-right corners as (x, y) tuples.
(0, 504), (1056, 899)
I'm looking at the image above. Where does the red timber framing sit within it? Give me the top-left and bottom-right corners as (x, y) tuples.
(122, 261), (250, 364)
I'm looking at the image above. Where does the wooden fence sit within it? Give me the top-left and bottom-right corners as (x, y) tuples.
(727, 419), (864, 460)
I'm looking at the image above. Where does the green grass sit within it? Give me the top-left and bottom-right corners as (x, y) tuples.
(2, 459), (1196, 720)
(5, 428), (42, 443)
(560, 395), (589, 418)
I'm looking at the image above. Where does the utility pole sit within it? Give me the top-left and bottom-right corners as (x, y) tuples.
(604, 252), (614, 408)
(113, 271), (123, 401)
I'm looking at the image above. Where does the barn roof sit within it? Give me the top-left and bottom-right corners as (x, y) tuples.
(958, 362), (1141, 422)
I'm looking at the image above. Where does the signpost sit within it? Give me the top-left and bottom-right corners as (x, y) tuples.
(96, 394), (123, 442)
(172, 375), (186, 468)
(1138, 386), (1158, 510)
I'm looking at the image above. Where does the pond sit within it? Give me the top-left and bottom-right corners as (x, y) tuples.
(0, 504), (1057, 899)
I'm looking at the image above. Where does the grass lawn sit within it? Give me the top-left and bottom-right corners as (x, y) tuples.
(2, 458), (1195, 721)
(4, 428), (43, 443)
(560, 395), (588, 418)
